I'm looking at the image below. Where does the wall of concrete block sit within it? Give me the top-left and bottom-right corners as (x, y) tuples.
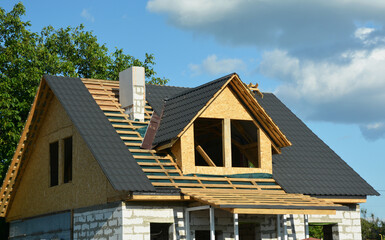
(9, 201), (361, 240)
(73, 202), (123, 240)
(286, 204), (361, 240)
(122, 202), (185, 240)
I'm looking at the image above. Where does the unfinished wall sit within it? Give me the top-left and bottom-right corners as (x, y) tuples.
(287, 205), (362, 240)
(73, 202), (123, 240)
(122, 202), (185, 240)
(7, 96), (119, 221)
(199, 86), (252, 120)
(174, 84), (275, 175)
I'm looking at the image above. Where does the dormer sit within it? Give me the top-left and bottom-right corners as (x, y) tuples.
(150, 73), (291, 175)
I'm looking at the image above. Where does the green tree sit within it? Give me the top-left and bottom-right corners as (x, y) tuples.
(361, 209), (385, 240)
(309, 225), (323, 239)
(0, 3), (168, 185)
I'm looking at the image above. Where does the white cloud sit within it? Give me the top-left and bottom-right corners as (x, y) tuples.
(147, 0), (238, 26)
(148, 0), (385, 140)
(147, 0), (385, 56)
(189, 55), (246, 76)
(260, 48), (385, 140)
(81, 9), (95, 23)
(354, 27), (375, 41)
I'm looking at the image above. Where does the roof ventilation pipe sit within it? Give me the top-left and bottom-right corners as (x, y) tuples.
(119, 66), (146, 121)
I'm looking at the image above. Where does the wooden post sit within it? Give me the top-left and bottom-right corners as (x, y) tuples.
(223, 118), (231, 167)
(185, 209), (190, 240)
(283, 215), (288, 240)
(304, 214), (309, 239)
(277, 215), (281, 240)
(210, 207), (216, 240)
(234, 213), (239, 240)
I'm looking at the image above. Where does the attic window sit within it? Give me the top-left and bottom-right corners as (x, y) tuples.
(63, 137), (73, 183)
(194, 118), (223, 167)
(50, 141), (59, 187)
(231, 120), (259, 168)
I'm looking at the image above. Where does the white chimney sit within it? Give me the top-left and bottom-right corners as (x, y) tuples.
(119, 66), (146, 121)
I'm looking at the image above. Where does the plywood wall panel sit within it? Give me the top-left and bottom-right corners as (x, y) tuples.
(7, 97), (119, 221)
(199, 87), (252, 120)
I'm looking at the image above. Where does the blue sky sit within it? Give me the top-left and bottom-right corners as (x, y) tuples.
(3, 1), (384, 218)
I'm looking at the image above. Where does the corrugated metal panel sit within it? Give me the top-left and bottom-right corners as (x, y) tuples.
(257, 93), (379, 196)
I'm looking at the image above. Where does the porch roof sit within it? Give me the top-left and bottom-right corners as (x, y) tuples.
(181, 188), (346, 215)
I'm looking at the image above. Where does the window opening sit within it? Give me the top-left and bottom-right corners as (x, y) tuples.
(231, 120), (259, 168)
(309, 223), (337, 240)
(49, 141), (59, 186)
(63, 137), (73, 183)
(195, 230), (223, 240)
(239, 223), (260, 240)
(194, 118), (223, 167)
(150, 223), (172, 240)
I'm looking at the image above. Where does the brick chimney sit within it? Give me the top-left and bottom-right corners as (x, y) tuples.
(119, 66), (145, 121)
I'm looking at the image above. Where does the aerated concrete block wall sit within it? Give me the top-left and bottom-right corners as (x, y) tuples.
(286, 204), (361, 240)
(73, 202), (123, 240)
(122, 202), (185, 240)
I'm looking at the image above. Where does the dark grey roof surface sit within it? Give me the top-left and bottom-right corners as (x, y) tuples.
(146, 82), (378, 196)
(44, 75), (155, 192)
(256, 93), (379, 196)
(146, 84), (189, 116)
(152, 73), (235, 146)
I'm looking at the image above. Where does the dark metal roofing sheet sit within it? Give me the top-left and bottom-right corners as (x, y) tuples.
(256, 93), (379, 196)
(44, 75), (155, 192)
(146, 84), (189, 116)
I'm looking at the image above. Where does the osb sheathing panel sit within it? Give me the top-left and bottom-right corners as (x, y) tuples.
(178, 85), (274, 175)
(7, 96), (119, 221)
(199, 86), (252, 120)
(259, 129), (273, 173)
(171, 138), (182, 169)
(180, 125), (195, 173)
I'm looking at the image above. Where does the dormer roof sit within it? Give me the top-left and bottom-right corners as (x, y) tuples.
(153, 73), (291, 149)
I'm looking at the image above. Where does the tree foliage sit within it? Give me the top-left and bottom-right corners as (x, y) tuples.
(309, 225), (323, 239)
(361, 209), (385, 240)
(0, 3), (168, 183)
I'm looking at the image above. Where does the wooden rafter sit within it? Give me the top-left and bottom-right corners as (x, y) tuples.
(0, 79), (53, 217)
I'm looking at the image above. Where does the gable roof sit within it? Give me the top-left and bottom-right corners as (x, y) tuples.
(0, 73), (378, 217)
(152, 73), (291, 149)
(256, 93), (379, 196)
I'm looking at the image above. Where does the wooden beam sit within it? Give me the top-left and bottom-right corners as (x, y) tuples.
(128, 195), (191, 201)
(223, 118), (232, 168)
(196, 145), (216, 167)
(320, 198), (366, 204)
(230, 208), (336, 215)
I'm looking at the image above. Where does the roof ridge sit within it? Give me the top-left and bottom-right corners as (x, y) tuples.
(146, 84), (190, 89)
(164, 73), (236, 101)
